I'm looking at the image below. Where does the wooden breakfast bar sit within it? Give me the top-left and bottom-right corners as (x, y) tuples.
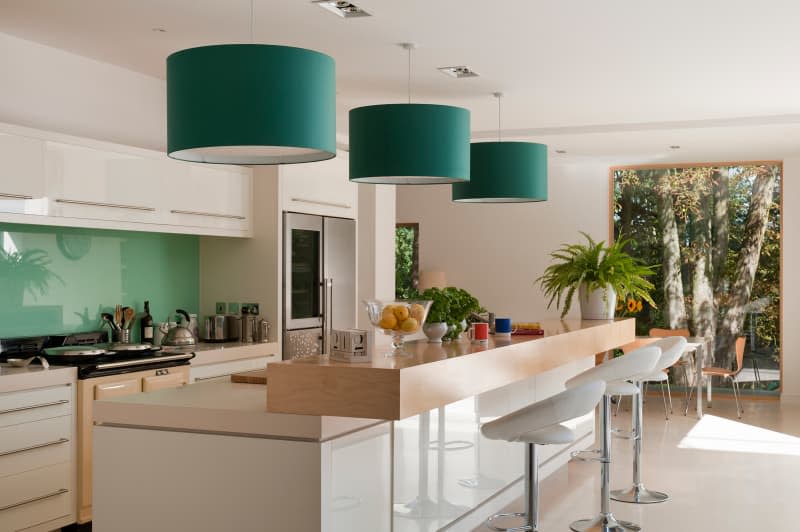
(91, 318), (634, 532)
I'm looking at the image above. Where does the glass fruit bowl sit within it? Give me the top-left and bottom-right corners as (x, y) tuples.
(363, 299), (432, 356)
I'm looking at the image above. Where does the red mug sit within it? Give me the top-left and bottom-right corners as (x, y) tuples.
(468, 322), (489, 343)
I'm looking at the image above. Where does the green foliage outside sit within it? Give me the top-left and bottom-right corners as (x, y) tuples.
(395, 226), (416, 299)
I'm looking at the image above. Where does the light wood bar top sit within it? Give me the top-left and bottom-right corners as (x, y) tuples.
(266, 318), (635, 420)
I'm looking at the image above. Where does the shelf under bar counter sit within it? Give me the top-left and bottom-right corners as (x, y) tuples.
(91, 318), (634, 532)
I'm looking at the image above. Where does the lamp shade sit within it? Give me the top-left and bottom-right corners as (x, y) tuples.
(349, 104), (470, 184)
(452, 142), (548, 202)
(167, 44), (336, 165)
(418, 271), (447, 291)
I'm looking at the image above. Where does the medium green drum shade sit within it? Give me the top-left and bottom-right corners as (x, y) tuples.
(452, 142), (548, 202)
(349, 104), (470, 184)
(167, 44), (336, 165)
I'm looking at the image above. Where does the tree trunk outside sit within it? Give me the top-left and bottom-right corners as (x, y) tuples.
(656, 169), (688, 329)
(691, 185), (715, 342)
(712, 167), (730, 302)
(715, 169), (777, 367)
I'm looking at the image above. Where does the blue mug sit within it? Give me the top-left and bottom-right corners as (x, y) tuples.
(495, 318), (513, 334)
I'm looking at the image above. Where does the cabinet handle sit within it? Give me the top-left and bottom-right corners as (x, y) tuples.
(98, 384), (128, 391)
(0, 399), (69, 416)
(194, 374), (229, 381)
(290, 197), (351, 210)
(170, 209), (245, 220)
(55, 198), (155, 212)
(0, 488), (69, 512)
(0, 192), (34, 200)
(0, 437), (69, 457)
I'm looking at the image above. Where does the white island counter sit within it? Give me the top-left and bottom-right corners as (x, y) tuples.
(92, 319), (633, 532)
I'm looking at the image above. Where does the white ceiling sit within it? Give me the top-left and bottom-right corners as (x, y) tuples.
(2, 0), (800, 164)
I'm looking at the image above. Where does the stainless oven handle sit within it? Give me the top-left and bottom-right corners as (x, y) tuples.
(56, 198), (155, 212)
(94, 353), (194, 370)
(0, 192), (34, 200)
(0, 488), (69, 512)
(0, 399), (69, 416)
(0, 437), (69, 457)
(170, 209), (245, 220)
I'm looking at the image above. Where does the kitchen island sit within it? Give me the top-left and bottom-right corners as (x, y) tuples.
(92, 318), (633, 532)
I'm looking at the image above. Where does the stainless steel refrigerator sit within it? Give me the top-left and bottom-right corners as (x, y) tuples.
(283, 212), (356, 359)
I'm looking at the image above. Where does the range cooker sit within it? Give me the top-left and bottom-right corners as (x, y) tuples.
(0, 331), (195, 378)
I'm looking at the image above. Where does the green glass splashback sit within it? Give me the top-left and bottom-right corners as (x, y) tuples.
(0, 223), (199, 340)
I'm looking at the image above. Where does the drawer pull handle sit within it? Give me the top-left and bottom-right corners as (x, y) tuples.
(0, 192), (34, 200)
(56, 198), (155, 212)
(0, 488), (69, 512)
(290, 197), (351, 209)
(0, 399), (69, 416)
(194, 374), (229, 381)
(0, 437), (69, 457)
(170, 209), (246, 220)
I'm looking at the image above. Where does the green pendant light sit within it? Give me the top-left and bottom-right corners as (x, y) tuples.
(167, 1), (335, 165)
(452, 93), (548, 202)
(349, 44), (470, 184)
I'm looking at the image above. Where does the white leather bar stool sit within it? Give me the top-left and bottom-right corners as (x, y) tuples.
(612, 336), (687, 505)
(480, 381), (606, 532)
(565, 345), (661, 532)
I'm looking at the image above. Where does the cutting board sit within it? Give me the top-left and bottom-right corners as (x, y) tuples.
(230, 369), (268, 385)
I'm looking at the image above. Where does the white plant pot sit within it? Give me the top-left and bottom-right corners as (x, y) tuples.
(423, 322), (448, 343)
(578, 284), (616, 320)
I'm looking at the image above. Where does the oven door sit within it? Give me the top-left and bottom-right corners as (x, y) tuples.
(284, 212), (324, 331)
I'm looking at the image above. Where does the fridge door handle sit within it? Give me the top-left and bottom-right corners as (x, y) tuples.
(322, 278), (333, 354)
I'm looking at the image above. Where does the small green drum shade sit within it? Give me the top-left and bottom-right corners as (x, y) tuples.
(167, 44), (336, 165)
(349, 104), (470, 184)
(452, 142), (548, 202)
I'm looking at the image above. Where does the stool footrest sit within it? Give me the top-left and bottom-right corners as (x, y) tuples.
(611, 428), (638, 440)
(570, 449), (608, 463)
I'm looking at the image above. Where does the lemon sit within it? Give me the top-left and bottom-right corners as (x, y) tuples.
(382, 305), (396, 318)
(400, 317), (419, 332)
(393, 305), (410, 321)
(409, 303), (425, 322)
(378, 315), (397, 330)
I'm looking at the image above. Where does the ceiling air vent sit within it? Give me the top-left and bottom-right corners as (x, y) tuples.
(437, 66), (479, 78)
(313, 1), (371, 18)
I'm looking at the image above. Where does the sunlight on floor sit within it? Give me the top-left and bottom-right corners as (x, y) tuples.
(678, 414), (800, 456)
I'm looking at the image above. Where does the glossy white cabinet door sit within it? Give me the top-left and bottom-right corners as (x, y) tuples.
(45, 141), (164, 224)
(281, 151), (357, 219)
(189, 355), (275, 383)
(0, 132), (46, 215)
(165, 164), (252, 234)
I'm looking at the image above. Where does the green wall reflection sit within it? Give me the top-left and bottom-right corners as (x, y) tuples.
(0, 222), (199, 340)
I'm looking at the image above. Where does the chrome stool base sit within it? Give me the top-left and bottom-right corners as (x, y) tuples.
(487, 512), (533, 532)
(611, 484), (669, 504)
(569, 513), (641, 532)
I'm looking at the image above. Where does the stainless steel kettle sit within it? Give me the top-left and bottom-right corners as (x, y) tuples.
(162, 309), (197, 347)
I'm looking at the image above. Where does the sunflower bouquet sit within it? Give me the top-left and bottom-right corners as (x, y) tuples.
(617, 296), (644, 316)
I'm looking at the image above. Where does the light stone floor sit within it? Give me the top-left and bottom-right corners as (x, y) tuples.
(474, 394), (800, 532)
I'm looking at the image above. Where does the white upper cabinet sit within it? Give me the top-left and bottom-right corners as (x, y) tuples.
(0, 123), (253, 237)
(0, 132), (46, 215)
(280, 151), (357, 219)
(164, 163), (251, 235)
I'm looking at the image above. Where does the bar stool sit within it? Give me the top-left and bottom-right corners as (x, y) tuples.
(480, 381), (606, 532)
(611, 336), (687, 505)
(565, 345), (661, 532)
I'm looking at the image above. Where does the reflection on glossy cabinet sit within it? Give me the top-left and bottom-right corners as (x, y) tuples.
(0, 132), (46, 215)
(281, 151), (356, 219)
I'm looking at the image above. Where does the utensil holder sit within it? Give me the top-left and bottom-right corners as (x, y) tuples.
(113, 329), (131, 344)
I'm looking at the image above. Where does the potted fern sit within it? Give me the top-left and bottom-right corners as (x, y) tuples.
(536, 232), (656, 319)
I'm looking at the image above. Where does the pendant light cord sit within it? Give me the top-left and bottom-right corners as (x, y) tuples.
(407, 45), (412, 104)
(494, 92), (503, 142)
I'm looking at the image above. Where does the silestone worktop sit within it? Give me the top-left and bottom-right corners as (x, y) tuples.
(93, 379), (381, 442)
(266, 318), (635, 420)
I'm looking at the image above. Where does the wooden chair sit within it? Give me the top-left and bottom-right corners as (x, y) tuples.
(687, 337), (746, 418)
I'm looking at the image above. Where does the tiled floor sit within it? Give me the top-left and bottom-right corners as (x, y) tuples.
(474, 394), (800, 531)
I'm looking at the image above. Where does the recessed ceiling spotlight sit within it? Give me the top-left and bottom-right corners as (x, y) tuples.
(152, 27), (167, 33)
(437, 66), (479, 79)
(555, 149), (567, 154)
(669, 145), (681, 149)
(313, 1), (371, 18)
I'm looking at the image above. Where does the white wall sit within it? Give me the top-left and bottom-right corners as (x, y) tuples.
(396, 161), (610, 322)
(781, 157), (799, 398)
(0, 32), (166, 150)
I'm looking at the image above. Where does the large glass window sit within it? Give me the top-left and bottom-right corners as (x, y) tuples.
(395, 223), (419, 299)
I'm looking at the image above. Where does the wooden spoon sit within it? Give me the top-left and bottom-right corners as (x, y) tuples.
(123, 307), (135, 329)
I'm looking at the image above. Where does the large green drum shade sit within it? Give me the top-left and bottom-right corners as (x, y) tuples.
(349, 104), (470, 184)
(452, 142), (548, 202)
(167, 44), (336, 165)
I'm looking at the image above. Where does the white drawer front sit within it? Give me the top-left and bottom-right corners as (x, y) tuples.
(0, 462), (72, 532)
(0, 416), (72, 479)
(190, 356), (271, 382)
(0, 386), (72, 428)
